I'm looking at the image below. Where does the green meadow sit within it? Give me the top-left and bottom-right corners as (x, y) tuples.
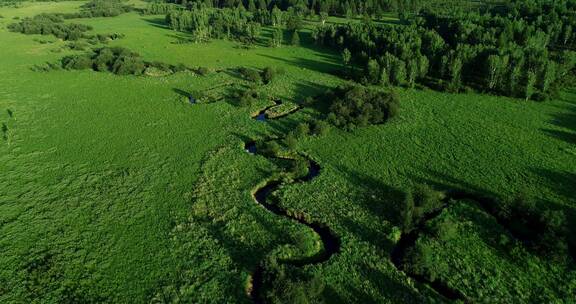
(0, 1), (574, 303)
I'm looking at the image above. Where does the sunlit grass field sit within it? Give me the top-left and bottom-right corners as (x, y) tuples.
(0, 1), (574, 302)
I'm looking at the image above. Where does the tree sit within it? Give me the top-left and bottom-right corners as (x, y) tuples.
(271, 6), (283, 27)
(486, 54), (502, 90)
(366, 58), (380, 84)
(342, 48), (351, 68)
(294, 123), (310, 138)
(270, 27), (283, 47)
(524, 71), (536, 101)
(284, 133), (298, 149)
(391, 59), (406, 86)
(319, 12), (328, 25)
(311, 120), (329, 136)
(261, 66), (277, 84)
(291, 30), (301, 46)
(246, 0), (256, 12)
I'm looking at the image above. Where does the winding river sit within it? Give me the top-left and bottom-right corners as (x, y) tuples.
(243, 100), (545, 303)
(245, 101), (340, 303)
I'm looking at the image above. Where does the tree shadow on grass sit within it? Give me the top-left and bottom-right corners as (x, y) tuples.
(332, 165), (404, 252)
(142, 17), (170, 29)
(530, 168), (576, 204)
(542, 92), (576, 144)
(322, 263), (428, 303)
(257, 53), (342, 76)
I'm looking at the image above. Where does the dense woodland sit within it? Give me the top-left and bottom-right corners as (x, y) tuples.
(157, 0), (576, 100)
(314, 0), (576, 99)
(164, 0), (477, 17)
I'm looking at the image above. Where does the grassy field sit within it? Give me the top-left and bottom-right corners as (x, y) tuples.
(0, 1), (574, 303)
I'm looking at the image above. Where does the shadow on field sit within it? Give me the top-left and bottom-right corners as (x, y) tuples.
(143, 17), (169, 29)
(258, 53), (341, 75)
(194, 202), (293, 270)
(531, 168), (576, 204)
(323, 263), (427, 303)
(334, 165), (403, 252)
(411, 169), (576, 262)
(543, 91), (576, 144)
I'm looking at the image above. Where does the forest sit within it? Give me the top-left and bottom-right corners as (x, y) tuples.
(158, 0), (576, 100)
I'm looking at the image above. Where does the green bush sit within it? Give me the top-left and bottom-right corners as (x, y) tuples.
(261, 66), (277, 84)
(60, 47), (187, 76)
(8, 14), (92, 41)
(238, 67), (261, 83)
(310, 120), (330, 136)
(325, 85), (400, 130)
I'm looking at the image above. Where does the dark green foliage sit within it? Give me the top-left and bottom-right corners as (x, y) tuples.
(143, 2), (181, 15)
(294, 122), (310, 138)
(261, 66), (278, 84)
(313, 0), (576, 100)
(495, 192), (572, 263)
(400, 191), (415, 232)
(231, 87), (259, 107)
(283, 133), (298, 149)
(259, 140), (281, 156)
(290, 158), (309, 177)
(238, 67), (261, 83)
(260, 258), (325, 304)
(310, 119), (329, 136)
(8, 14), (92, 41)
(66, 0), (133, 18)
(399, 184), (444, 232)
(325, 85), (400, 130)
(61, 47), (188, 76)
(290, 30), (300, 46)
(270, 27), (283, 47)
(166, 4), (261, 43)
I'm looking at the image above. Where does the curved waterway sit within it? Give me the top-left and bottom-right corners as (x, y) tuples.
(390, 190), (542, 303)
(244, 101), (340, 303)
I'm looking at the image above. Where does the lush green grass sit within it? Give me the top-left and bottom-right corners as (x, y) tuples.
(0, 1), (575, 303)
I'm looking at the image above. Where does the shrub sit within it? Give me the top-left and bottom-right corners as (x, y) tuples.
(325, 85), (400, 130)
(195, 67), (210, 76)
(62, 54), (93, 70)
(290, 158), (309, 177)
(238, 67), (261, 83)
(284, 133), (298, 149)
(310, 120), (330, 136)
(294, 123), (310, 138)
(8, 14), (92, 41)
(75, 0), (133, 18)
(60, 47), (185, 76)
(261, 66), (277, 84)
(260, 259), (325, 304)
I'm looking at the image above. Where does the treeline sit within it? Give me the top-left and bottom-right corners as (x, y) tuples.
(163, 0), (475, 17)
(8, 14), (92, 41)
(60, 47), (189, 76)
(313, 0), (576, 100)
(166, 5), (262, 43)
(164, 2), (310, 46)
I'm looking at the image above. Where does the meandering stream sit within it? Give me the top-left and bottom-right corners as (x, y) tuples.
(244, 101), (340, 303)
(244, 100), (525, 303)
